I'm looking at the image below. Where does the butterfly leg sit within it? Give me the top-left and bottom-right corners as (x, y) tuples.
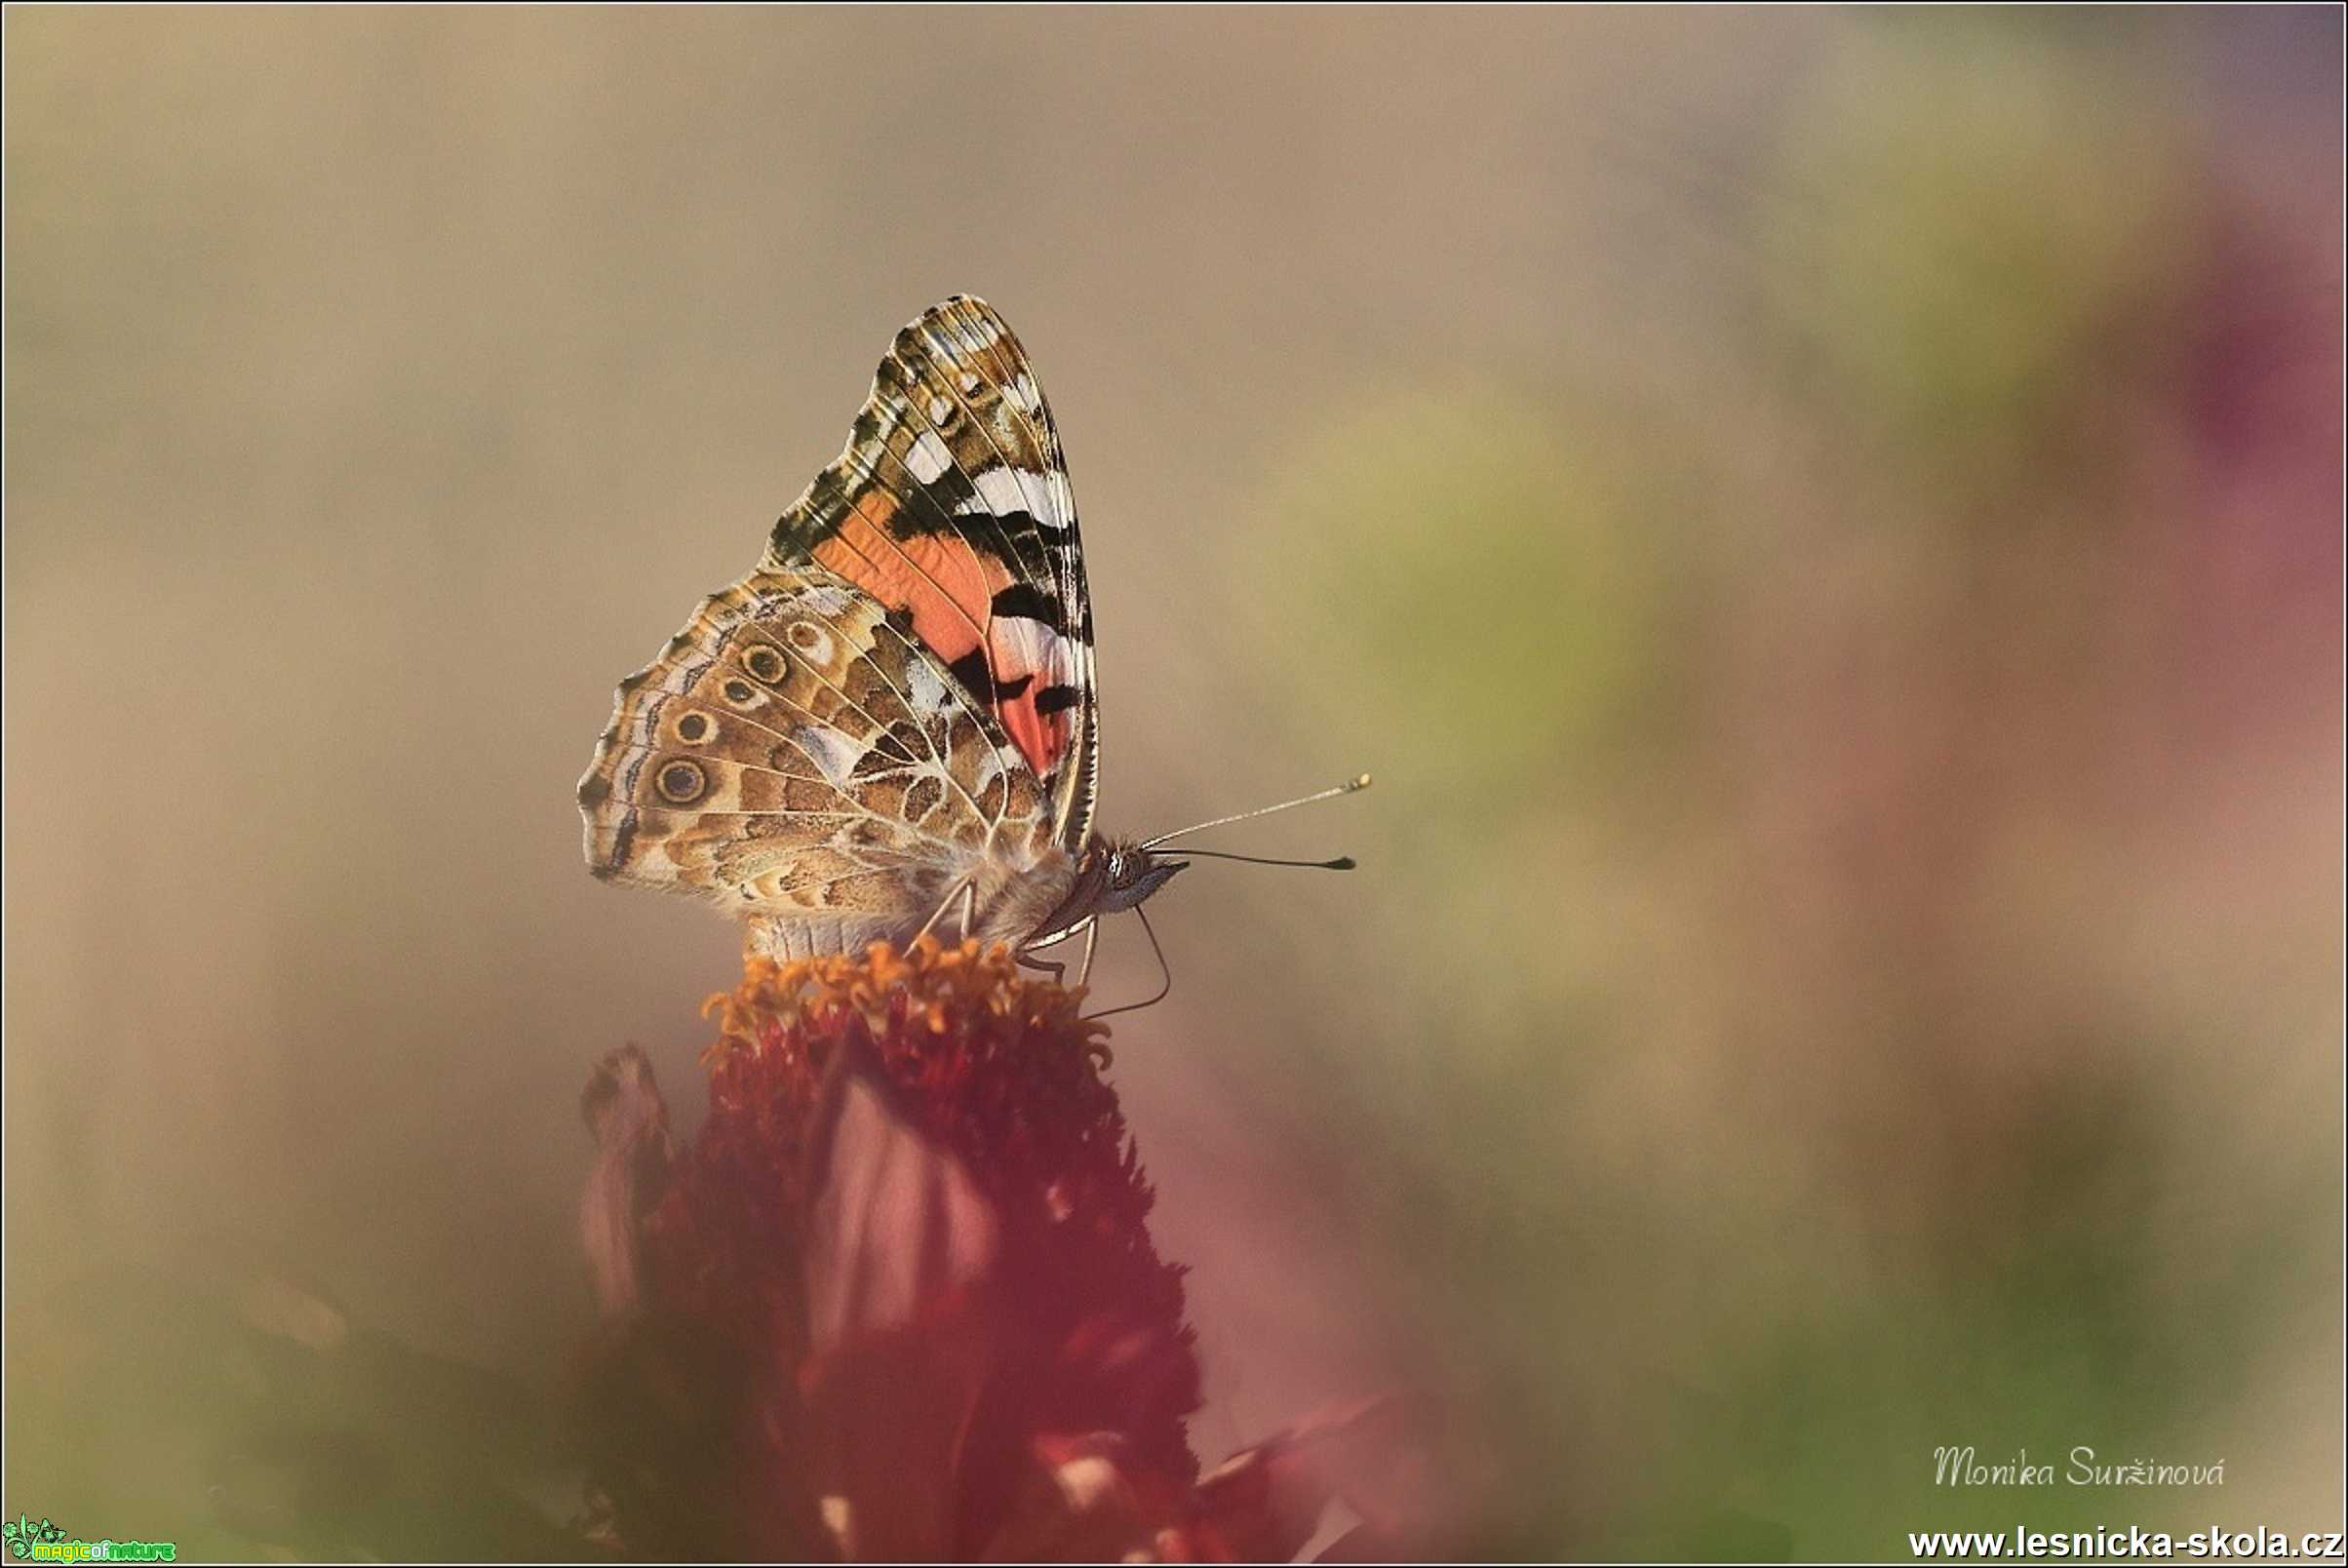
(957, 881), (978, 945)
(1076, 920), (1101, 989)
(1019, 917), (1095, 987)
(1080, 909), (1173, 1021)
(912, 876), (974, 948)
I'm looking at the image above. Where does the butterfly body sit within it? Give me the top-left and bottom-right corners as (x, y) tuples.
(580, 296), (1161, 963)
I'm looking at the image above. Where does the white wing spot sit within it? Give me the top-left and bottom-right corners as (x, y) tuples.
(786, 620), (836, 665)
(906, 657), (955, 721)
(786, 583), (857, 617)
(907, 430), (953, 485)
(795, 725), (861, 788)
(963, 465), (1053, 524)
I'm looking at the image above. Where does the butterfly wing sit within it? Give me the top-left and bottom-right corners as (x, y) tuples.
(577, 566), (1067, 959)
(764, 295), (1101, 852)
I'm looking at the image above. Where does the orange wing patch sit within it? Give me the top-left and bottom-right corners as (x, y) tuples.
(812, 492), (996, 669)
(812, 490), (1074, 779)
(991, 665), (1070, 785)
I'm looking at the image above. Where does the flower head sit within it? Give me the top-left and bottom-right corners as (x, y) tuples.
(577, 938), (1433, 1560)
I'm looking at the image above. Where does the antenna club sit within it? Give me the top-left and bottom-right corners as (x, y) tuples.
(1140, 772), (1375, 850)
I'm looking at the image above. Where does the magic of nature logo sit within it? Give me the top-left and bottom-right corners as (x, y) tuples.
(3, 1513), (176, 1563)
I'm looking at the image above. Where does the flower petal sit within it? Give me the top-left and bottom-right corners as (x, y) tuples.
(578, 1044), (673, 1322)
(801, 1042), (1006, 1560)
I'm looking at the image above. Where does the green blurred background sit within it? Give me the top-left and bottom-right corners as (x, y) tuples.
(5, 8), (2340, 1559)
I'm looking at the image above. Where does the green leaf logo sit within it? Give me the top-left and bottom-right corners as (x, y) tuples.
(2, 1514), (66, 1559)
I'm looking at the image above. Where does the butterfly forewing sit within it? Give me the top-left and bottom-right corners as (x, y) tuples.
(764, 295), (1100, 851)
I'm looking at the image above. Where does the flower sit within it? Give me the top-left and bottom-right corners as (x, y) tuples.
(576, 938), (1433, 1561)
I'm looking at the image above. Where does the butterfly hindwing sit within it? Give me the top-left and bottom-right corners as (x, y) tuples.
(764, 295), (1100, 851)
(577, 564), (1066, 958)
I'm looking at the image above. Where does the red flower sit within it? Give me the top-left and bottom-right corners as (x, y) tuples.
(577, 939), (1434, 1561)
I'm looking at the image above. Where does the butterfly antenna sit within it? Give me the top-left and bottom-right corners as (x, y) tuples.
(1141, 773), (1371, 850)
(1174, 848), (1355, 871)
(1084, 906), (1175, 1022)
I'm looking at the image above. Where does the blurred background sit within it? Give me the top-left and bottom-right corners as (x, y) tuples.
(5, 7), (2340, 1559)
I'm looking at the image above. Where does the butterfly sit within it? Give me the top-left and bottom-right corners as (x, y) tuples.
(578, 296), (1362, 989)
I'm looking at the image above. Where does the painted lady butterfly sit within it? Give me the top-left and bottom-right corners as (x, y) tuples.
(578, 296), (1362, 986)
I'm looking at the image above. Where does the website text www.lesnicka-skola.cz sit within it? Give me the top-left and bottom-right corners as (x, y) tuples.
(1908, 1525), (2346, 1559)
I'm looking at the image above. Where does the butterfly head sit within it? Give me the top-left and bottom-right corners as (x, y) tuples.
(1052, 774), (1373, 934)
(1024, 837), (1185, 955)
(1094, 839), (1189, 915)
